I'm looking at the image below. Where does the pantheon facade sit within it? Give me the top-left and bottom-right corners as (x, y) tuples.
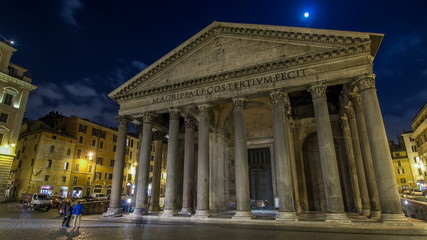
(106, 22), (407, 224)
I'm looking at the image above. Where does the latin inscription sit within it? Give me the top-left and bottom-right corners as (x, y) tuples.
(152, 68), (307, 104)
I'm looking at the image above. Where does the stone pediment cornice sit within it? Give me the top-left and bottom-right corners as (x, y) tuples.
(112, 41), (370, 102)
(0, 71), (37, 91)
(109, 22), (376, 100)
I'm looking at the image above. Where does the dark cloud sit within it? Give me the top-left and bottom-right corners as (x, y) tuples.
(64, 83), (98, 97)
(60, 0), (84, 26)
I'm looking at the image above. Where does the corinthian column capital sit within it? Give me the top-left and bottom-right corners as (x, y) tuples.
(232, 97), (247, 109)
(308, 83), (327, 99)
(169, 108), (181, 120)
(184, 116), (196, 129)
(355, 73), (376, 92)
(197, 104), (212, 114)
(142, 112), (157, 123)
(115, 115), (132, 125)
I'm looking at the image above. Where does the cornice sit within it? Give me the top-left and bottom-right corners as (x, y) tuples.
(0, 72), (37, 91)
(113, 42), (370, 102)
(111, 24), (371, 101)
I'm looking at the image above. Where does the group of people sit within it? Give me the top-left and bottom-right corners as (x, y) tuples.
(60, 201), (84, 229)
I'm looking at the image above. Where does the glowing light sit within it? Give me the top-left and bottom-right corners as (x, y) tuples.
(11, 143), (16, 147)
(88, 152), (94, 160)
(304, 12), (309, 18)
(414, 163), (420, 168)
(10, 41), (14, 44)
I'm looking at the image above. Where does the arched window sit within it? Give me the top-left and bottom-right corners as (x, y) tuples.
(50, 145), (55, 153)
(47, 159), (52, 168)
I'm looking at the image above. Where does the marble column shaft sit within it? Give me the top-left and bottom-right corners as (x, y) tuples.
(232, 97), (252, 218)
(346, 106), (371, 216)
(149, 131), (164, 212)
(194, 105), (211, 217)
(134, 114), (154, 214)
(270, 91), (297, 219)
(106, 115), (130, 214)
(350, 93), (381, 216)
(308, 84), (346, 216)
(339, 114), (362, 214)
(355, 75), (404, 216)
(162, 109), (181, 216)
(181, 117), (196, 214)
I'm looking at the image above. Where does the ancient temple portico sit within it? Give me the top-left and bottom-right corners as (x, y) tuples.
(106, 22), (408, 225)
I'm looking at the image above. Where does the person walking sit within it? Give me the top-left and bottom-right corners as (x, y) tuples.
(61, 201), (72, 228)
(72, 201), (84, 229)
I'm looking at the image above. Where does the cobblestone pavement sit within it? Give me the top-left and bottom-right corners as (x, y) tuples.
(0, 203), (426, 240)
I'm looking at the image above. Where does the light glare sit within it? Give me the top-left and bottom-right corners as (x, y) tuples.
(304, 12), (309, 18)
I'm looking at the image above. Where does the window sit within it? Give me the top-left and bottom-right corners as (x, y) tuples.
(3, 93), (13, 105)
(18, 160), (22, 168)
(74, 164), (80, 171)
(0, 133), (3, 145)
(50, 145), (55, 153)
(64, 162), (69, 170)
(30, 159), (34, 167)
(113, 135), (117, 142)
(44, 175), (50, 181)
(79, 124), (87, 133)
(110, 160), (115, 167)
(130, 151), (132, 159)
(46, 159), (52, 168)
(419, 168), (423, 175)
(62, 176), (67, 183)
(87, 177), (91, 185)
(397, 161), (402, 167)
(34, 144), (38, 152)
(88, 165), (92, 173)
(400, 178), (406, 183)
(52, 135), (56, 140)
(104, 173), (108, 180)
(96, 157), (103, 165)
(67, 148), (71, 156)
(127, 174), (132, 181)
(131, 140), (134, 148)
(108, 173), (113, 180)
(412, 146), (417, 152)
(77, 149), (82, 158)
(0, 113), (8, 123)
(398, 168), (405, 174)
(95, 172), (101, 180)
(73, 176), (78, 185)
(113, 145), (116, 152)
(92, 139), (96, 147)
(100, 141), (104, 149)
(79, 136), (84, 144)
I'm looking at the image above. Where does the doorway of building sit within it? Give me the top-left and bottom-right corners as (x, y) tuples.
(248, 147), (273, 210)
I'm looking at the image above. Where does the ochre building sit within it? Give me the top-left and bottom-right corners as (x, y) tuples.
(107, 22), (407, 224)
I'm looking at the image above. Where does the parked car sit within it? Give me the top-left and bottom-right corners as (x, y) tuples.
(21, 193), (53, 211)
(403, 189), (413, 194)
(411, 189), (424, 196)
(51, 195), (64, 208)
(91, 193), (108, 200)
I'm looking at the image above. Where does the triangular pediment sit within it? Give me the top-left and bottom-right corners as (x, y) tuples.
(110, 22), (382, 102)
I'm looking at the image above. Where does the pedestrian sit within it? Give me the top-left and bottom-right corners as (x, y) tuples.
(61, 201), (72, 228)
(72, 201), (84, 229)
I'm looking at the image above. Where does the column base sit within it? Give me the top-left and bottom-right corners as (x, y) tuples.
(133, 208), (149, 215)
(179, 207), (193, 215)
(276, 211), (298, 221)
(361, 208), (370, 217)
(369, 210), (381, 219)
(103, 207), (122, 217)
(381, 213), (411, 226)
(161, 209), (178, 218)
(325, 213), (351, 223)
(192, 210), (211, 218)
(149, 205), (161, 213)
(232, 210), (254, 220)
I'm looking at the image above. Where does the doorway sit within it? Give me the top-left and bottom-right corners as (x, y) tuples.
(248, 148), (273, 209)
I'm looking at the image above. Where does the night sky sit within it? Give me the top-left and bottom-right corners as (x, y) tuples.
(0, 0), (426, 140)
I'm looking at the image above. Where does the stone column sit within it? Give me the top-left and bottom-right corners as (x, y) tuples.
(270, 91), (297, 220)
(308, 84), (349, 222)
(194, 104), (212, 218)
(104, 115), (130, 216)
(149, 131), (164, 212)
(180, 117), (196, 214)
(355, 74), (407, 224)
(349, 92), (382, 218)
(133, 113), (155, 215)
(345, 106), (371, 216)
(232, 97), (253, 219)
(162, 108), (181, 217)
(339, 112), (362, 214)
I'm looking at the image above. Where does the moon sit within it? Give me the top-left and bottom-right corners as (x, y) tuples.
(304, 12), (309, 18)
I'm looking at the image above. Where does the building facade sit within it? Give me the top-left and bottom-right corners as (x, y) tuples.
(400, 132), (424, 189)
(0, 40), (36, 201)
(106, 22), (407, 224)
(10, 112), (167, 202)
(389, 137), (415, 192)
(412, 103), (427, 184)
